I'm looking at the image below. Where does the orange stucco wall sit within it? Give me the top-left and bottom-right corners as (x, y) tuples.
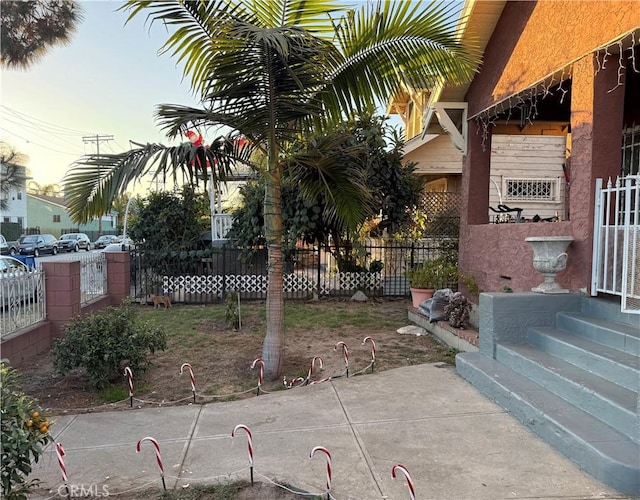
(467, 1), (640, 116)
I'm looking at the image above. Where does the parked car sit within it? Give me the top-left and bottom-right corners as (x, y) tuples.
(59, 233), (92, 252)
(102, 241), (134, 252)
(18, 234), (59, 257)
(93, 235), (117, 249)
(0, 235), (20, 256)
(0, 255), (36, 308)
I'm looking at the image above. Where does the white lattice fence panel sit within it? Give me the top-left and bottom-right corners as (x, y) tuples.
(284, 273), (317, 292)
(162, 275), (223, 294)
(225, 274), (268, 293)
(338, 272), (383, 290)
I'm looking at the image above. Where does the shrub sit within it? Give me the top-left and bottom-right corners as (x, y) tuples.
(1, 363), (52, 499)
(52, 300), (167, 388)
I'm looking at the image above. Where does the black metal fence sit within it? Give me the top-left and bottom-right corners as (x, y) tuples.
(130, 239), (458, 304)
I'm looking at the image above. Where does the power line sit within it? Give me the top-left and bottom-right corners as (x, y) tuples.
(1, 129), (84, 156)
(2, 115), (85, 153)
(1, 105), (96, 136)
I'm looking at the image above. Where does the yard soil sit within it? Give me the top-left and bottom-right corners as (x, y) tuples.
(18, 298), (455, 415)
(17, 298), (455, 499)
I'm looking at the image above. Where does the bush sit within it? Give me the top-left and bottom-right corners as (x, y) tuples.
(1, 363), (52, 499)
(52, 301), (167, 389)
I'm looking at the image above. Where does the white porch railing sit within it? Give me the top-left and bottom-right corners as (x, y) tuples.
(591, 175), (640, 313)
(0, 269), (46, 337)
(212, 214), (234, 240)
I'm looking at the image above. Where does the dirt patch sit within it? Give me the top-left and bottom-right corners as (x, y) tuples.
(16, 298), (455, 415)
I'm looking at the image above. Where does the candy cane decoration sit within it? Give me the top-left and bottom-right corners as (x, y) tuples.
(333, 341), (349, 377)
(124, 366), (134, 407)
(283, 376), (306, 389)
(392, 464), (416, 500)
(309, 446), (332, 499)
(362, 336), (376, 372)
(231, 424), (254, 485)
(180, 363), (196, 402)
(55, 443), (71, 499)
(136, 437), (166, 490)
(306, 356), (324, 384)
(251, 358), (265, 395)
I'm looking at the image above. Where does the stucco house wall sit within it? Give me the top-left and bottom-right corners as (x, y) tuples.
(459, 1), (639, 295)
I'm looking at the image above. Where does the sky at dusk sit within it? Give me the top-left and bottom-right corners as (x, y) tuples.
(1, 0), (406, 192)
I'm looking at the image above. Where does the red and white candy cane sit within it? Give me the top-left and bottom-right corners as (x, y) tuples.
(362, 336), (376, 371)
(55, 443), (68, 482)
(309, 446), (332, 499)
(231, 424), (255, 485)
(392, 464), (416, 500)
(136, 436), (166, 490)
(180, 363), (196, 402)
(307, 356), (324, 383)
(283, 376), (306, 389)
(333, 341), (349, 376)
(251, 358), (265, 395)
(55, 443), (71, 499)
(123, 366), (134, 406)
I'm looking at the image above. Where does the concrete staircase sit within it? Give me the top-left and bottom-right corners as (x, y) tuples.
(456, 294), (640, 496)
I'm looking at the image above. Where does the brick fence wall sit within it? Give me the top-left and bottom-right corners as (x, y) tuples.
(1, 252), (131, 367)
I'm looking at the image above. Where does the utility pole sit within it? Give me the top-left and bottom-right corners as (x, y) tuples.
(82, 134), (114, 237)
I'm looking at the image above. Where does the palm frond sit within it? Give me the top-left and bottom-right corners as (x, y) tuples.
(63, 138), (254, 223)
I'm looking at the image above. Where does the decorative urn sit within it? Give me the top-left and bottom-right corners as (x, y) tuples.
(525, 236), (574, 294)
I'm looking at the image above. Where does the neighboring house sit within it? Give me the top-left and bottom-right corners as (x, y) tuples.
(27, 193), (118, 237)
(0, 164), (28, 231)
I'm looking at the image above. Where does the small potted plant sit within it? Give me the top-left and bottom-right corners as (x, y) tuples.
(406, 257), (458, 308)
(444, 292), (472, 328)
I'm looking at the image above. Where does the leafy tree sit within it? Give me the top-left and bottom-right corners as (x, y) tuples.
(1, 0), (84, 70)
(0, 142), (28, 211)
(62, 0), (478, 378)
(229, 114), (422, 269)
(129, 185), (209, 250)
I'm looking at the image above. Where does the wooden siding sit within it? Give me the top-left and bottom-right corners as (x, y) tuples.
(404, 135), (463, 174)
(489, 135), (568, 221)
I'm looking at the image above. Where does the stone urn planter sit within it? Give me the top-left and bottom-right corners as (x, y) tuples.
(525, 236), (574, 294)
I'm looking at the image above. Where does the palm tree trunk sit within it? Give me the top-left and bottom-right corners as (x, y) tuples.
(262, 162), (285, 379)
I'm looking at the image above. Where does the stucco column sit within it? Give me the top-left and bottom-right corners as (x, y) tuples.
(42, 260), (80, 339)
(106, 251), (131, 306)
(460, 122), (492, 278)
(569, 54), (625, 287)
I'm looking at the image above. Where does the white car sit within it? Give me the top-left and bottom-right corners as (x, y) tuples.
(0, 255), (36, 309)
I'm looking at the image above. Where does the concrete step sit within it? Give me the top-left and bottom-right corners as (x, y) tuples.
(580, 297), (640, 329)
(496, 342), (637, 443)
(527, 327), (640, 392)
(557, 312), (640, 356)
(456, 352), (640, 496)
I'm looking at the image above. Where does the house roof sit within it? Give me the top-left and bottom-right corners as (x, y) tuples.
(28, 193), (68, 209)
(386, 1), (505, 114)
(427, 0), (506, 108)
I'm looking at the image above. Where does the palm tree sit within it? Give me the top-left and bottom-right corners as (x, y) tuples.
(27, 181), (61, 196)
(63, 0), (478, 379)
(1, 0), (84, 70)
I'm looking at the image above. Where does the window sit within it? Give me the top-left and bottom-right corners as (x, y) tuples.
(16, 192), (22, 200)
(17, 217), (23, 228)
(504, 177), (560, 202)
(53, 215), (61, 223)
(622, 125), (640, 176)
(2, 217), (9, 223)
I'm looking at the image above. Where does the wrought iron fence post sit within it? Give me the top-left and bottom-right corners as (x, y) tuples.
(316, 244), (322, 297)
